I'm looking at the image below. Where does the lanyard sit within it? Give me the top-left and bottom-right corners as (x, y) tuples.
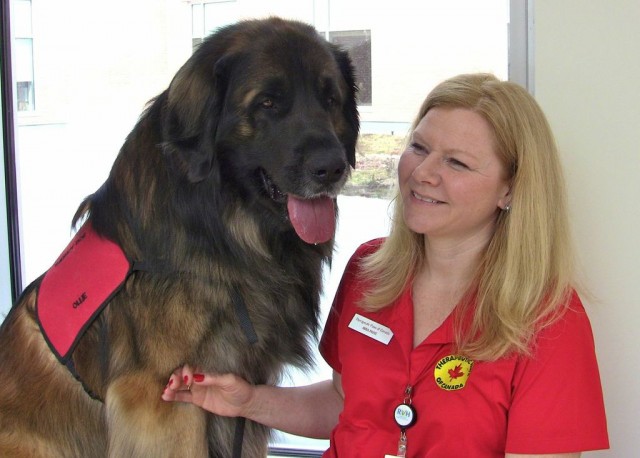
(389, 347), (450, 457)
(390, 384), (417, 457)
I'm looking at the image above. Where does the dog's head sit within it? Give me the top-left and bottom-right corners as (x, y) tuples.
(161, 17), (359, 245)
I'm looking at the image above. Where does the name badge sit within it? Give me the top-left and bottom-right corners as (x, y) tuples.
(348, 313), (394, 345)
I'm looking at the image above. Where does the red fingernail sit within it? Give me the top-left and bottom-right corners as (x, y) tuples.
(183, 375), (189, 385)
(194, 373), (204, 382)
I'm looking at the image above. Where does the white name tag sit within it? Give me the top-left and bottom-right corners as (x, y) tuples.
(348, 313), (394, 345)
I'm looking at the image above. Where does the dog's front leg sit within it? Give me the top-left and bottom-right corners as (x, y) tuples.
(106, 372), (208, 457)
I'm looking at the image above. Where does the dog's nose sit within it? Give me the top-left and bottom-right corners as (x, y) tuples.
(310, 156), (347, 185)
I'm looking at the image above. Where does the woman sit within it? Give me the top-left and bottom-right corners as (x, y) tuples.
(163, 73), (609, 457)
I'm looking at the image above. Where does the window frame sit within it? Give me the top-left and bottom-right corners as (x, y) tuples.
(1, 0), (23, 307)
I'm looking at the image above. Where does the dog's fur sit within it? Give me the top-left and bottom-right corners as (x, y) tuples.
(0, 17), (358, 457)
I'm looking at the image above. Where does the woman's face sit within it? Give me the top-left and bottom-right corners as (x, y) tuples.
(398, 107), (511, 245)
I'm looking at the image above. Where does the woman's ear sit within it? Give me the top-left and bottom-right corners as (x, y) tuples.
(497, 184), (512, 211)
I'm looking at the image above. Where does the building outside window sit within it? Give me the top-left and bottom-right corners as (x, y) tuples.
(13, 0), (34, 111)
(327, 29), (372, 106)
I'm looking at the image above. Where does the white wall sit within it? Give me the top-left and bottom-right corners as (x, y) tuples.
(533, 1), (640, 456)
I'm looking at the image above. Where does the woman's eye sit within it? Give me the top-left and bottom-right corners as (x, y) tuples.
(446, 158), (469, 170)
(409, 142), (427, 154)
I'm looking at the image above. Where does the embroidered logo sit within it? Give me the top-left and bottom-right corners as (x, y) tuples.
(434, 355), (474, 391)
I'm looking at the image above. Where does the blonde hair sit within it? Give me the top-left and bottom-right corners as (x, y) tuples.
(360, 73), (574, 360)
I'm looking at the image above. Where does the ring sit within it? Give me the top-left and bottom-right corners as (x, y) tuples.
(187, 384), (192, 391)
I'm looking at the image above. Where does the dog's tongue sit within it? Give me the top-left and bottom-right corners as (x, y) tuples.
(287, 195), (335, 244)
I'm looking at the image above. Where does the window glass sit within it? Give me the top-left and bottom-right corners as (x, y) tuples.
(329, 30), (372, 106)
(0, 99), (12, 318)
(6, 0), (511, 454)
(12, 0), (32, 37)
(13, 0), (34, 111)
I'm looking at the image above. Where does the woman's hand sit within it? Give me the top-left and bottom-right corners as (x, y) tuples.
(162, 365), (255, 418)
(162, 367), (343, 439)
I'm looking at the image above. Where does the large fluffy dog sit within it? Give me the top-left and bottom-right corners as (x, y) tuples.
(0, 17), (358, 457)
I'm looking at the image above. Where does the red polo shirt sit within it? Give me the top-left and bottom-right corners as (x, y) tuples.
(319, 239), (609, 457)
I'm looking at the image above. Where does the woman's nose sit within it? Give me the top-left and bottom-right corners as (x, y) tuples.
(412, 154), (441, 184)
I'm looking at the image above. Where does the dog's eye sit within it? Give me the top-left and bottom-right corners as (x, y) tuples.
(260, 98), (275, 109)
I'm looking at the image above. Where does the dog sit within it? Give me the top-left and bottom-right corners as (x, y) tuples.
(0, 17), (358, 457)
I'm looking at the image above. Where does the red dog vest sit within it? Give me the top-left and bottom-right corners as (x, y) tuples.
(36, 222), (132, 362)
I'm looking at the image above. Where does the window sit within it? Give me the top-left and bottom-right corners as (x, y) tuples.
(328, 30), (371, 106)
(0, 88), (13, 312)
(2, 1), (521, 455)
(13, 0), (34, 111)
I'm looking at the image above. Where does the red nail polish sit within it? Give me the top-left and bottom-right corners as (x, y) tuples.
(194, 373), (204, 382)
(183, 375), (189, 385)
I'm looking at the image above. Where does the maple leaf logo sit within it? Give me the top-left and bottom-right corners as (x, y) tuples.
(448, 364), (464, 381)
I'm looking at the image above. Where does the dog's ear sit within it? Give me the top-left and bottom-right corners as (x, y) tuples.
(331, 46), (360, 169)
(162, 50), (236, 183)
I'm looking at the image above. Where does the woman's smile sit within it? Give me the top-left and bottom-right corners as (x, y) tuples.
(411, 191), (445, 205)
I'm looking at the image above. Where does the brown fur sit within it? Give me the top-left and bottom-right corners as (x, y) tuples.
(0, 17), (358, 457)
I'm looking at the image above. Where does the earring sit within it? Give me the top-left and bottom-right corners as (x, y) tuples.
(503, 205), (511, 212)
